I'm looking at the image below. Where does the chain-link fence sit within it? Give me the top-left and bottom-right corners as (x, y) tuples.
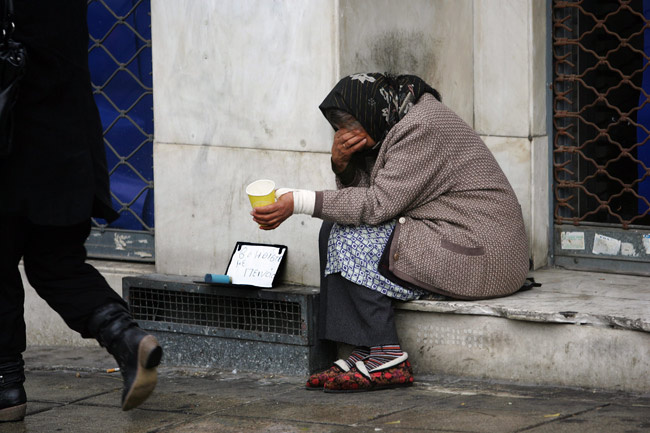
(553, 0), (650, 229)
(86, 0), (154, 261)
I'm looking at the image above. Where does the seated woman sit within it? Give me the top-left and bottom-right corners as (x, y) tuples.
(252, 73), (529, 392)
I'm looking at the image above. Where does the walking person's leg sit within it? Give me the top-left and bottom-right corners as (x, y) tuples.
(21, 219), (162, 411)
(22, 220), (127, 325)
(0, 215), (28, 422)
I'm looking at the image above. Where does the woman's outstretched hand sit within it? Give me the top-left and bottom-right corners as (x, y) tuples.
(251, 192), (294, 230)
(331, 128), (368, 173)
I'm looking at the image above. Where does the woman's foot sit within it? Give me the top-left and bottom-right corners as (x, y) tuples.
(323, 352), (414, 393)
(305, 347), (369, 389)
(364, 344), (404, 370)
(305, 361), (350, 389)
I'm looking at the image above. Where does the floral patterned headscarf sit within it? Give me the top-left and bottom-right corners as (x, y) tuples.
(319, 73), (441, 143)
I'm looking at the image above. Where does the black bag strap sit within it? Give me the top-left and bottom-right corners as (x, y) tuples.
(517, 277), (542, 293)
(2, 0), (15, 43)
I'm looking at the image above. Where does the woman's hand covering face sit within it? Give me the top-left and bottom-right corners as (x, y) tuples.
(331, 128), (375, 173)
(250, 191), (294, 230)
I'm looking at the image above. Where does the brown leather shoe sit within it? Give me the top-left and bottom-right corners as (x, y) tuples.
(87, 303), (163, 410)
(0, 356), (26, 422)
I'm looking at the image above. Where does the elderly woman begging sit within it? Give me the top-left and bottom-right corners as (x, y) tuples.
(251, 73), (529, 392)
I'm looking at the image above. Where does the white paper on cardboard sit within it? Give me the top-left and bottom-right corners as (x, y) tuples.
(226, 243), (286, 287)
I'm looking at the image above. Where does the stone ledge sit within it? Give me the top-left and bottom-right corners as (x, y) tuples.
(86, 259), (156, 276)
(395, 310), (650, 392)
(395, 268), (650, 332)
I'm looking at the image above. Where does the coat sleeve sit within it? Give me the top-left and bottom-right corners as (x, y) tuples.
(334, 161), (368, 188)
(314, 113), (452, 225)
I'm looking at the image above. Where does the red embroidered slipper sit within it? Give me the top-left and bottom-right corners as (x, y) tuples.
(305, 359), (353, 390)
(323, 353), (414, 393)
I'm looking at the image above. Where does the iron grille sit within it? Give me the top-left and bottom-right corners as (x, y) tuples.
(552, 0), (650, 229)
(129, 287), (303, 336)
(86, 0), (155, 260)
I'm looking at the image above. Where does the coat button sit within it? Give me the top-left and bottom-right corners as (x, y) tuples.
(393, 253), (399, 261)
(398, 217), (406, 224)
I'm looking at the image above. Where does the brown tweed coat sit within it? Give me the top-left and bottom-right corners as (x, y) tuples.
(313, 94), (529, 300)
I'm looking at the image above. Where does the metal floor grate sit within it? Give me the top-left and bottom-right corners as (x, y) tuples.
(129, 287), (303, 335)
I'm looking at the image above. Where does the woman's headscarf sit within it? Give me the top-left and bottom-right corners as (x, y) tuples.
(319, 73), (441, 143)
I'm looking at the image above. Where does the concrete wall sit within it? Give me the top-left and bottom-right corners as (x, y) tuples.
(339, 0), (474, 124)
(151, 0), (549, 286)
(152, 0), (337, 285)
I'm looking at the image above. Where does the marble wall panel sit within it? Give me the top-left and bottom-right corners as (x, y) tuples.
(531, 135), (550, 268)
(530, 0), (548, 137)
(339, 0), (474, 126)
(151, 0), (337, 154)
(154, 143), (336, 286)
(474, 0), (530, 137)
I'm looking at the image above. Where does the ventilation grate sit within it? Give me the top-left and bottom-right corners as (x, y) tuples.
(129, 287), (303, 336)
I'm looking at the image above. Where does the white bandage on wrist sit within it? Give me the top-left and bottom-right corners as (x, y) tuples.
(276, 188), (316, 216)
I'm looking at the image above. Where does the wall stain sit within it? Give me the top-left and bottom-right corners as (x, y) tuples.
(260, 121), (274, 138)
(369, 30), (437, 79)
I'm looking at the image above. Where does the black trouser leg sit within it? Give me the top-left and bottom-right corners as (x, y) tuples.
(1, 215), (159, 412)
(21, 219), (126, 338)
(317, 221), (400, 347)
(0, 215), (28, 357)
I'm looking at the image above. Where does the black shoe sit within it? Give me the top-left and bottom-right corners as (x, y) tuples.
(87, 303), (163, 411)
(0, 356), (26, 422)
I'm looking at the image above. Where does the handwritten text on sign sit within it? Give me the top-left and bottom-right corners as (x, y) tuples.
(226, 244), (286, 287)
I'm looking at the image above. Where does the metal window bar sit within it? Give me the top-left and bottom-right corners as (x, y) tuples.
(552, 0), (650, 229)
(86, 0), (155, 261)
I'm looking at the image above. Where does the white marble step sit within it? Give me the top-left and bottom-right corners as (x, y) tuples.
(394, 269), (650, 392)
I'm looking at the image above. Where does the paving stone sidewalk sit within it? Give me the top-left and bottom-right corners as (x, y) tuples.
(1, 346), (648, 433)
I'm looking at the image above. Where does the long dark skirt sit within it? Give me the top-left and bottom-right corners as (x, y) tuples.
(317, 221), (400, 347)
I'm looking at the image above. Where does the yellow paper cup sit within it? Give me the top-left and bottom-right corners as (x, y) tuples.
(246, 179), (276, 209)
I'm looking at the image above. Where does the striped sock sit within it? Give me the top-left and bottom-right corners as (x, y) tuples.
(344, 347), (369, 369)
(364, 344), (404, 370)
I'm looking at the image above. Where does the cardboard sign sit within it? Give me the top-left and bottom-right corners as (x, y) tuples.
(225, 242), (287, 288)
